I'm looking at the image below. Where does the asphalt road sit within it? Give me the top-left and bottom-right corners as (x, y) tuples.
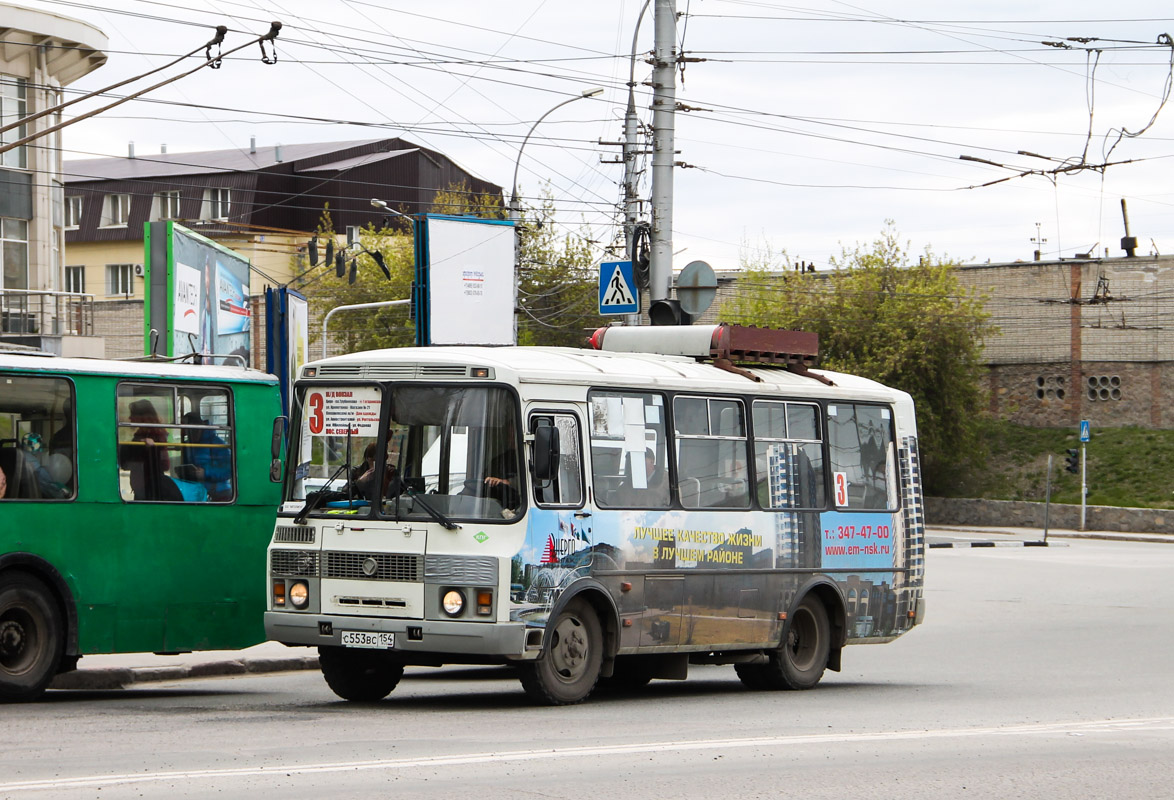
(3, 538), (1172, 799)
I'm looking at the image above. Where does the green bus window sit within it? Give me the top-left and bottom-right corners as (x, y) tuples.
(0, 375), (75, 501)
(116, 383), (234, 503)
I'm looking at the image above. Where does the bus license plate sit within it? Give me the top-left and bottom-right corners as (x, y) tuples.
(340, 631), (395, 649)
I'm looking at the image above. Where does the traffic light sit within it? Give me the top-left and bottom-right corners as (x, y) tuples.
(1064, 448), (1079, 474)
(649, 298), (692, 326)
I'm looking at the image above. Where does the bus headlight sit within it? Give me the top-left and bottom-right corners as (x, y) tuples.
(289, 581), (310, 609)
(442, 589), (465, 617)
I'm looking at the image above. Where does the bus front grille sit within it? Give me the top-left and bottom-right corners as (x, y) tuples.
(425, 555), (498, 584)
(271, 549), (319, 577)
(274, 525), (315, 543)
(325, 552), (422, 581)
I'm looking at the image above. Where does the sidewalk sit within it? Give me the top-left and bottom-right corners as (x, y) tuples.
(928, 524), (1174, 546)
(50, 641), (319, 692)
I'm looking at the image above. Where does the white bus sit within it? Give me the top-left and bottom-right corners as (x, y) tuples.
(265, 325), (926, 705)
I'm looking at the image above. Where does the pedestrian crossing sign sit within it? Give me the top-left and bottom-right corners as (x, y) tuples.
(598, 260), (639, 315)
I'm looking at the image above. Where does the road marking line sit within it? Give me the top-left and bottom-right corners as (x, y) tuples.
(3, 716), (1173, 792)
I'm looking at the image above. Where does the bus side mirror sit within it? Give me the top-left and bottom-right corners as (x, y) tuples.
(270, 417), (286, 482)
(532, 425), (560, 483)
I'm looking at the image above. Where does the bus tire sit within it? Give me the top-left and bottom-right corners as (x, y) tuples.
(0, 573), (65, 702)
(519, 599), (602, 705)
(773, 595), (831, 690)
(737, 596), (830, 691)
(318, 646), (403, 702)
(733, 662), (771, 690)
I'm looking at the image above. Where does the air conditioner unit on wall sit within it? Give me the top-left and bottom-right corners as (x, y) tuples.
(134, 264), (145, 277)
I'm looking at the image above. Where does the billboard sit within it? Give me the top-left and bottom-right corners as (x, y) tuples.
(265, 286), (309, 417)
(145, 222), (253, 365)
(414, 214), (515, 346)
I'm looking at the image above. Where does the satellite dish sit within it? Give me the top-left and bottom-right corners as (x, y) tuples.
(676, 260), (717, 317)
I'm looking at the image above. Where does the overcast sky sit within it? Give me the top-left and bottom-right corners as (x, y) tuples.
(26, 0), (1174, 272)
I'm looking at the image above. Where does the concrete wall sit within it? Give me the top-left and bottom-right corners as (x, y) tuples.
(926, 496), (1174, 535)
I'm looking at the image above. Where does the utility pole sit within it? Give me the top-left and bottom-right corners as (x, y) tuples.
(1080, 443), (1087, 531)
(624, 0), (652, 325)
(623, 3), (650, 270)
(649, 0), (677, 305)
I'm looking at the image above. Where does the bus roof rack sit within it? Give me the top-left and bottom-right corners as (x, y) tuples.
(587, 323), (827, 383)
(119, 351), (248, 368)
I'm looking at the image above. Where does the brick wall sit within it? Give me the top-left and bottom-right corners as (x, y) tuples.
(92, 296), (272, 366)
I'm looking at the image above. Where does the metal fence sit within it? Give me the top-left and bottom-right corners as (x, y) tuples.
(0, 288), (95, 337)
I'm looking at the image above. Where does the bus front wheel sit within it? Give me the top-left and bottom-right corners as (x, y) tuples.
(318, 646), (404, 702)
(519, 599), (603, 705)
(0, 573), (65, 702)
(738, 595), (830, 691)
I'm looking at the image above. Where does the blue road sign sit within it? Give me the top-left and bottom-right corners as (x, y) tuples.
(598, 260), (639, 315)
(1080, 419), (1090, 443)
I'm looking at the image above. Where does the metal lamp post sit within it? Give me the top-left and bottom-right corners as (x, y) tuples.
(509, 87), (604, 221)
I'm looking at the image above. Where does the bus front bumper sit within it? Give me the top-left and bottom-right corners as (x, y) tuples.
(265, 612), (530, 658)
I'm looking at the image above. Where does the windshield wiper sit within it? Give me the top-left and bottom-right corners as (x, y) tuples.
(293, 460), (349, 524)
(405, 489), (460, 530)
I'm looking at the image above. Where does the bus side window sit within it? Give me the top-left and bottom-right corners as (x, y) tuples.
(116, 383), (235, 504)
(675, 396), (750, 509)
(0, 375), (75, 501)
(753, 401), (824, 510)
(530, 414), (584, 507)
(827, 403), (894, 510)
(589, 391), (668, 509)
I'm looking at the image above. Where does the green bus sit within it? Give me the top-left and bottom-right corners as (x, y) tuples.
(0, 352), (284, 701)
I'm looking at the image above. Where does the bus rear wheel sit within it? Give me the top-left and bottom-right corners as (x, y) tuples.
(318, 646), (404, 702)
(0, 573), (64, 702)
(519, 599), (603, 705)
(739, 596), (830, 691)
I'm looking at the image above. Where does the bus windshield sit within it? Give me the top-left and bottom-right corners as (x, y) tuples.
(287, 384), (521, 522)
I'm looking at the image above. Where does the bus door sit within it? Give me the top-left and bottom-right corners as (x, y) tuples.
(522, 408), (590, 606)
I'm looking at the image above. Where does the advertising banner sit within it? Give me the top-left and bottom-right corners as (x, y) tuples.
(417, 214), (516, 346)
(145, 222), (253, 365)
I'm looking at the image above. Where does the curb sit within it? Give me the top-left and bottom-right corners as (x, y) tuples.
(50, 655), (320, 691)
(932, 528), (1174, 545)
(929, 540), (1050, 549)
(1048, 532), (1174, 544)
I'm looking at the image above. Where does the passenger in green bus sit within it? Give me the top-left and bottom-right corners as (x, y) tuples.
(181, 411), (232, 501)
(0, 464), (6, 498)
(120, 400), (183, 502)
(19, 433), (68, 499)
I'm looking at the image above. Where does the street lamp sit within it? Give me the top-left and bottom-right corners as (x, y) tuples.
(370, 197), (413, 223)
(509, 87), (604, 221)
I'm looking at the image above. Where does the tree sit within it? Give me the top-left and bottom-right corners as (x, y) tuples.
(515, 187), (607, 347)
(294, 206), (415, 355)
(721, 222), (994, 494)
(296, 183), (604, 353)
